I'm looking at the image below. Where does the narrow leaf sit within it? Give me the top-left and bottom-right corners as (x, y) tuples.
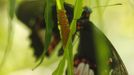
(9, 0), (16, 19)
(52, 56), (66, 75)
(0, 0), (16, 69)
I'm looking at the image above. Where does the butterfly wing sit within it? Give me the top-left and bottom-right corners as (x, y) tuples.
(16, 1), (74, 58)
(93, 23), (128, 75)
(74, 18), (128, 75)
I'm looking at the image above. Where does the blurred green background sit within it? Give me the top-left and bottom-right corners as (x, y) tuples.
(0, 0), (134, 75)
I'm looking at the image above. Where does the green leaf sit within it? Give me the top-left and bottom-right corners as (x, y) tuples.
(9, 0), (16, 19)
(73, 0), (83, 19)
(70, 0), (83, 34)
(64, 0), (83, 75)
(44, 0), (54, 53)
(56, 0), (65, 10)
(0, 0), (16, 69)
(53, 0), (83, 75)
(53, 0), (68, 75)
(52, 56), (66, 75)
(55, 0), (74, 74)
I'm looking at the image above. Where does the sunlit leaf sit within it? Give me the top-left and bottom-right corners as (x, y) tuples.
(52, 56), (66, 75)
(9, 0), (16, 19)
(0, 0), (16, 69)
(65, 0), (83, 75)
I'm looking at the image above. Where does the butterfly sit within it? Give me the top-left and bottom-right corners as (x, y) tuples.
(16, 1), (128, 75)
(73, 7), (128, 75)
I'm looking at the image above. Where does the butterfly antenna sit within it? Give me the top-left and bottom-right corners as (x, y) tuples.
(92, 3), (122, 8)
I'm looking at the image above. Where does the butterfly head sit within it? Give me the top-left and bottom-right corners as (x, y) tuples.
(81, 7), (92, 19)
(76, 7), (92, 30)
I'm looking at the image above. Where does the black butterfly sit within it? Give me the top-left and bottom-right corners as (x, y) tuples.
(16, 1), (128, 75)
(73, 7), (128, 75)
